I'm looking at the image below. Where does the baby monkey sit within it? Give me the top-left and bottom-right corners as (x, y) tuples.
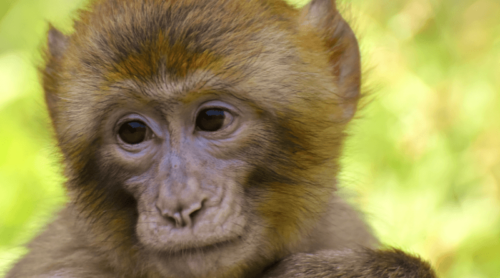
(7, 0), (437, 277)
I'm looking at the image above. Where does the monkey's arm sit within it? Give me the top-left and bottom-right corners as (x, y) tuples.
(5, 208), (116, 278)
(262, 248), (437, 278)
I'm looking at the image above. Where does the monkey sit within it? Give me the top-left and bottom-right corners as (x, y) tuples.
(6, 0), (437, 277)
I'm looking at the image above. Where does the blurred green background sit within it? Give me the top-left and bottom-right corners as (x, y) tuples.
(0, 0), (499, 277)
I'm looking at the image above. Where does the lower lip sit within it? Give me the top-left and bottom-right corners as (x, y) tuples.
(161, 238), (241, 256)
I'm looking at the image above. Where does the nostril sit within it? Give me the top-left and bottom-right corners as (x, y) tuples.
(156, 199), (206, 228)
(188, 205), (202, 221)
(163, 215), (176, 226)
(163, 211), (185, 228)
(156, 204), (185, 227)
(171, 212), (183, 227)
(182, 199), (206, 227)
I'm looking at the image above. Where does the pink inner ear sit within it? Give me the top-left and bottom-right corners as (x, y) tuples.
(310, 0), (335, 18)
(48, 26), (69, 58)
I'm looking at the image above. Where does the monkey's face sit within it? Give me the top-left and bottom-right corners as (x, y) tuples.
(44, 0), (360, 276)
(99, 89), (270, 276)
(61, 62), (340, 277)
(90, 64), (338, 276)
(116, 98), (252, 251)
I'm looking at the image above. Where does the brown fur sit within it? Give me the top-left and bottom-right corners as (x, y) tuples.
(263, 249), (436, 278)
(7, 0), (436, 277)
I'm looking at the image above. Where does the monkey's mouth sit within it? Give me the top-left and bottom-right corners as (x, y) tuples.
(160, 237), (243, 257)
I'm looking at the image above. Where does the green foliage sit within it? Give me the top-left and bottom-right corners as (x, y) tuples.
(0, 0), (499, 277)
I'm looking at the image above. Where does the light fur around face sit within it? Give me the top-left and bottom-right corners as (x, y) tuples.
(7, 0), (436, 277)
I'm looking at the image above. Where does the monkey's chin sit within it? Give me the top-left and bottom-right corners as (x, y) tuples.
(148, 236), (266, 278)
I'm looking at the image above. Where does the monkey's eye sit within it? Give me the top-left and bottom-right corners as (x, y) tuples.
(118, 121), (149, 144)
(196, 108), (232, 132)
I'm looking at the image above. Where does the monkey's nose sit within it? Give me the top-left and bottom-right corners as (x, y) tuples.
(156, 199), (204, 228)
(156, 177), (207, 228)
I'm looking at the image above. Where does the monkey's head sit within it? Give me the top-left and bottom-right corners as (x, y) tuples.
(43, 0), (360, 276)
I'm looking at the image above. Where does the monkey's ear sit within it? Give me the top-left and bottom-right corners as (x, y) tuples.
(47, 25), (69, 58)
(44, 25), (69, 121)
(300, 0), (361, 122)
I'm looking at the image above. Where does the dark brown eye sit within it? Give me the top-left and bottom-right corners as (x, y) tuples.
(118, 121), (148, 144)
(196, 108), (228, 132)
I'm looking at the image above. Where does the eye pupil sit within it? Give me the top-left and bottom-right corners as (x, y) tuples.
(196, 109), (225, 132)
(118, 121), (147, 144)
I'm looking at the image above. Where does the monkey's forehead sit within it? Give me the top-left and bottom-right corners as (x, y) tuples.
(66, 0), (307, 77)
(54, 0), (335, 110)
